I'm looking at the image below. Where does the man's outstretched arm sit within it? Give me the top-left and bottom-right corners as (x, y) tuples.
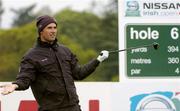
(71, 50), (109, 80)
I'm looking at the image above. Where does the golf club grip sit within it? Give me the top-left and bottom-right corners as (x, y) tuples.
(100, 50), (120, 55)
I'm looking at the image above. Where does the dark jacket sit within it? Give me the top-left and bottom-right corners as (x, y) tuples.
(13, 38), (100, 110)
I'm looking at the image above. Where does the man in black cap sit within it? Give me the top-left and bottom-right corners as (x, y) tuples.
(0, 15), (109, 111)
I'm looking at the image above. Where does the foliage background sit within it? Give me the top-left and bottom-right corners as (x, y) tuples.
(0, 0), (118, 81)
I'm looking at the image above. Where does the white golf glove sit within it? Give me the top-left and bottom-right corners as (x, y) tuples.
(97, 50), (109, 62)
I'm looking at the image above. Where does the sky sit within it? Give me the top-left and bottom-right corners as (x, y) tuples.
(1, 0), (109, 29)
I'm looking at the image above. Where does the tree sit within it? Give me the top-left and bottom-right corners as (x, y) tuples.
(97, 0), (118, 81)
(36, 6), (52, 16)
(0, 0), (118, 81)
(0, 0), (4, 28)
(106, 0), (118, 13)
(11, 4), (37, 27)
(0, 22), (97, 81)
(55, 7), (118, 81)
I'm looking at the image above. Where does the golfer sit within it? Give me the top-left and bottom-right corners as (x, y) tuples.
(0, 15), (109, 111)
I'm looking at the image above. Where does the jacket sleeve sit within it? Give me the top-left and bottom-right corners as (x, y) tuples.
(12, 57), (36, 90)
(70, 53), (100, 80)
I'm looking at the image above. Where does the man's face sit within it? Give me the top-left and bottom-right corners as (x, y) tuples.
(40, 23), (57, 43)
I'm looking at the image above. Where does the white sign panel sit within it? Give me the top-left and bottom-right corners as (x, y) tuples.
(0, 82), (180, 111)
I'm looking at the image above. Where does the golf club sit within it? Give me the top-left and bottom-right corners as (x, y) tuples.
(107, 42), (159, 54)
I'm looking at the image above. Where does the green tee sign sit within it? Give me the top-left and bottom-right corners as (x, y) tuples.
(126, 24), (180, 77)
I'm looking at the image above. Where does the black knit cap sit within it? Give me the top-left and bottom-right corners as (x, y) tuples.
(36, 15), (57, 34)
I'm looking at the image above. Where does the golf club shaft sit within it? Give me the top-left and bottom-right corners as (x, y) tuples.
(109, 43), (154, 53)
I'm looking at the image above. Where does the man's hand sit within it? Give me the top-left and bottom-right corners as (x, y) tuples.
(0, 84), (18, 95)
(97, 50), (109, 62)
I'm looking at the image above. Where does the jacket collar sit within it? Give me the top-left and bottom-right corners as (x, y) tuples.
(36, 37), (59, 50)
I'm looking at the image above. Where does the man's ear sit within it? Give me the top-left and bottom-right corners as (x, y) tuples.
(40, 31), (43, 36)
